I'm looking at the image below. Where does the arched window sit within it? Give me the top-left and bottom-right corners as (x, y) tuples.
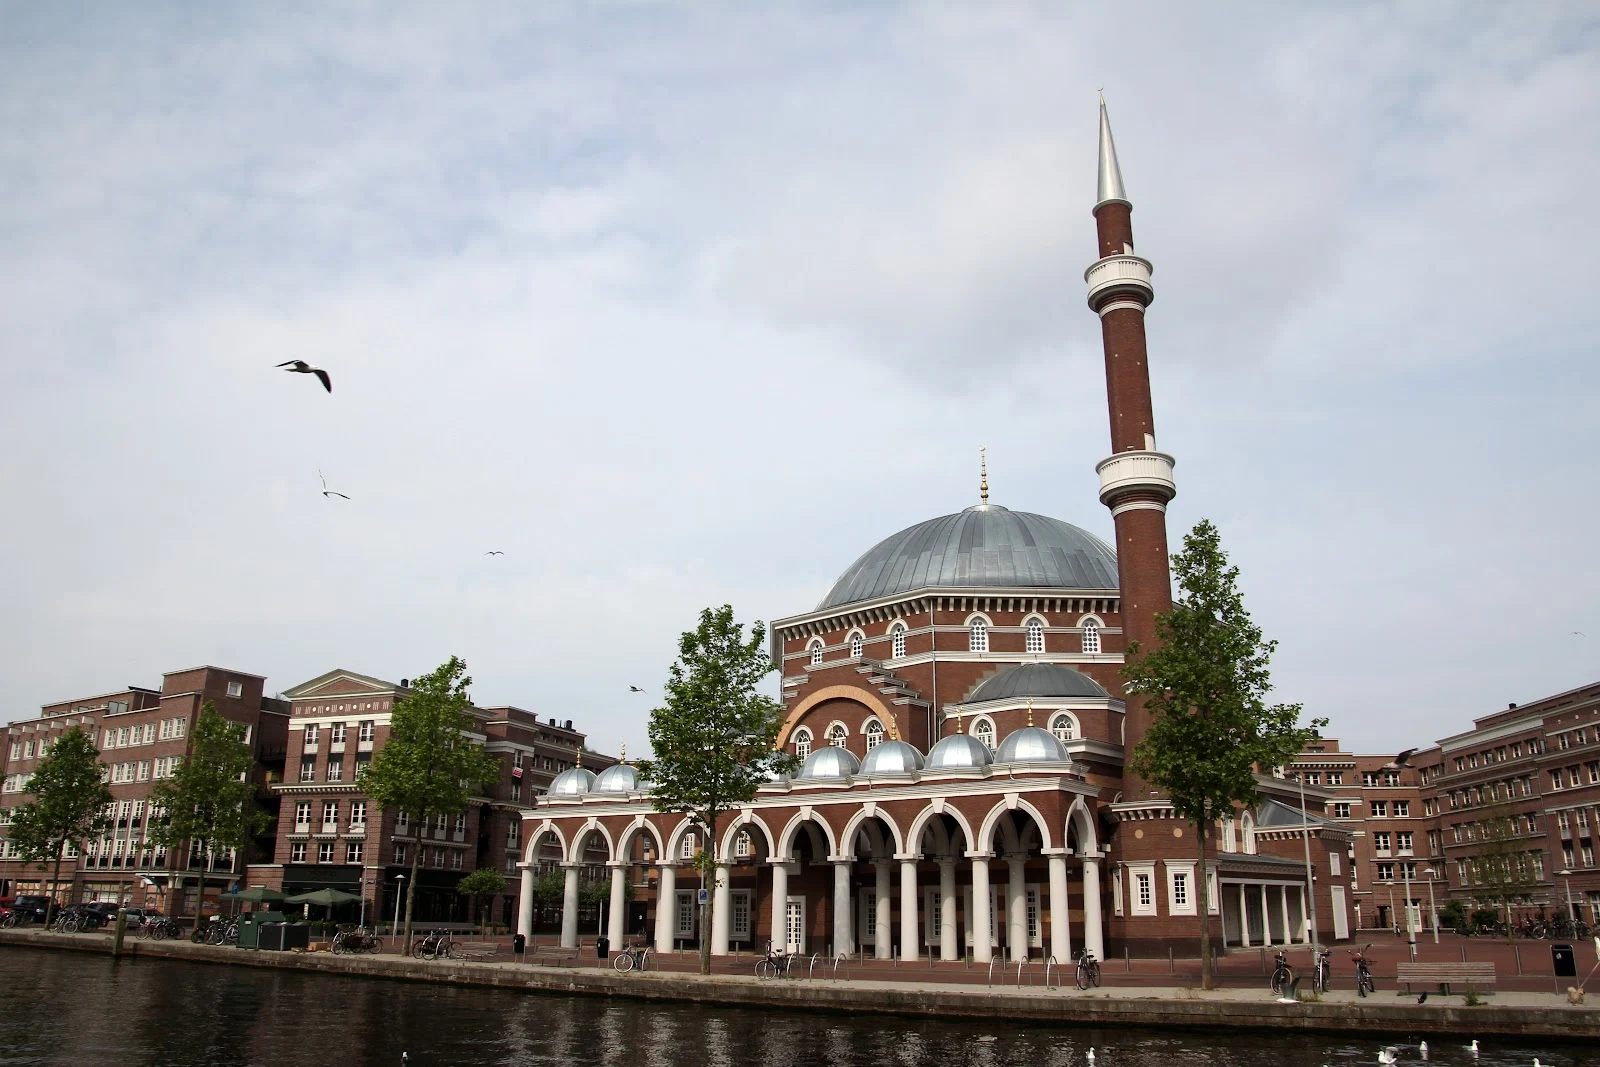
(849, 631), (864, 658)
(1220, 816), (1237, 854)
(1025, 617), (1046, 655)
(1050, 713), (1076, 742)
(864, 720), (884, 750)
(973, 718), (996, 751)
(793, 728), (812, 760)
(828, 722), (848, 748)
(681, 832), (697, 860)
(968, 618), (989, 653)
(808, 639), (824, 666)
(1081, 620), (1101, 655)
(890, 623), (907, 660)
(1241, 813), (1257, 855)
(735, 831), (753, 858)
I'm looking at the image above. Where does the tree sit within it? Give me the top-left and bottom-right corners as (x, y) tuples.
(1464, 801), (1539, 943)
(148, 702), (268, 922)
(357, 656), (499, 953)
(7, 727), (112, 925)
(456, 867), (507, 934)
(635, 605), (797, 974)
(1123, 519), (1326, 990)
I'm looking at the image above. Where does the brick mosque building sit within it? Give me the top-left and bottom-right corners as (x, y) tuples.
(517, 102), (1351, 961)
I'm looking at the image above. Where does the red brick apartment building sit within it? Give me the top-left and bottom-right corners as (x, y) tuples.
(0, 666), (288, 912)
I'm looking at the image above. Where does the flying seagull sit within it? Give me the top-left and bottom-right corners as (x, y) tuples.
(319, 471), (350, 500)
(276, 360), (332, 393)
(484, 550), (504, 556)
(629, 686), (645, 693)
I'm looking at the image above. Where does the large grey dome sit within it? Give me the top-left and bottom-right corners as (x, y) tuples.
(796, 745), (861, 780)
(968, 663), (1109, 703)
(820, 506), (1119, 610)
(594, 763), (641, 793)
(548, 766), (597, 796)
(994, 725), (1070, 764)
(860, 739), (924, 776)
(925, 732), (993, 771)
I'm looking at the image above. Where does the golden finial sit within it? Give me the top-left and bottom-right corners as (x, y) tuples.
(979, 446), (989, 506)
(619, 743), (627, 763)
(576, 748), (583, 769)
(1027, 697), (1035, 728)
(955, 710), (965, 735)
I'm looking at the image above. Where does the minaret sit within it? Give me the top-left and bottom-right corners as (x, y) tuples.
(1086, 99), (1176, 797)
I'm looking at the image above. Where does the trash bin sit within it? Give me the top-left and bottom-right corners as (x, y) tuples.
(238, 911), (285, 950)
(283, 924), (311, 952)
(259, 923), (288, 951)
(597, 935), (610, 959)
(513, 933), (526, 956)
(1553, 943), (1577, 979)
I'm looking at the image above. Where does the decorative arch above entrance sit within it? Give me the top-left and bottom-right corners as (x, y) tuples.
(776, 685), (900, 748)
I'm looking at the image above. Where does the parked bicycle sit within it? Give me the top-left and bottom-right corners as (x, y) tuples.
(1311, 947), (1331, 994)
(412, 930), (457, 961)
(1348, 942), (1376, 997)
(1269, 950), (1295, 997)
(0, 910), (31, 928)
(137, 915), (182, 940)
(613, 940), (652, 973)
(1074, 948), (1101, 990)
(753, 939), (793, 980)
(331, 925), (382, 955)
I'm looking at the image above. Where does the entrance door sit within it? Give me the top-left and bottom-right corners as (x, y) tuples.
(858, 888), (877, 947)
(785, 896), (806, 954)
(1330, 885), (1349, 940)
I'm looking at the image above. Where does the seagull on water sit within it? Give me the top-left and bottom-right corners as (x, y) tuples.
(1377, 1048), (1399, 1066)
(1466, 1039), (1479, 1054)
(276, 360), (332, 393)
(1086, 1050), (1096, 1065)
(1418, 1040), (1428, 1058)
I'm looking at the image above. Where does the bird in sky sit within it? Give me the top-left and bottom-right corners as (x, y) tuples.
(484, 550), (504, 556)
(319, 471), (350, 500)
(276, 360), (332, 393)
(1574, 631), (1586, 637)
(629, 686), (645, 693)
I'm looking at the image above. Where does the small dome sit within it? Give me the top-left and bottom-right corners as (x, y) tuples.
(993, 725), (1070, 764)
(594, 763), (640, 793)
(967, 662), (1109, 703)
(925, 733), (992, 770)
(548, 766), (598, 796)
(796, 745), (860, 780)
(860, 739), (924, 775)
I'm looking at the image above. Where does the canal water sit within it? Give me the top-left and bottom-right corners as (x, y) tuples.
(0, 948), (1582, 1067)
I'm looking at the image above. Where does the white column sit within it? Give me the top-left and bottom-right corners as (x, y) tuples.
(654, 864), (676, 953)
(938, 860), (958, 961)
(770, 861), (790, 952)
(1048, 854), (1071, 963)
(711, 864), (731, 956)
(1282, 886), (1295, 944)
(1239, 884), (1251, 948)
(1260, 884), (1273, 945)
(971, 856), (992, 964)
(898, 858), (919, 961)
(832, 860), (854, 957)
(1081, 856), (1104, 962)
(559, 865), (580, 949)
(607, 864), (627, 945)
(516, 864), (535, 943)
(874, 861), (893, 959)
(1007, 855), (1028, 961)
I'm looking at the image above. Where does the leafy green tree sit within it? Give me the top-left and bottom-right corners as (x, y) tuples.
(533, 867), (565, 928)
(358, 656), (499, 952)
(456, 867), (507, 934)
(1464, 801), (1539, 943)
(1123, 519), (1325, 989)
(636, 605), (797, 974)
(148, 702), (268, 922)
(7, 727), (112, 924)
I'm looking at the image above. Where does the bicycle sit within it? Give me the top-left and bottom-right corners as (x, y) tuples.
(1311, 947), (1331, 994)
(1348, 942), (1376, 997)
(332, 926), (381, 955)
(754, 940), (793, 980)
(1270, 950), (1294, 997)
(613, 941), (652, 973)
(413, 930), (456, 960)
(1074, 948), (1101, 990)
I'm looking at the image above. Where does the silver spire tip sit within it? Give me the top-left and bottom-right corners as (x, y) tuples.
(1096, 97), (1129, 209)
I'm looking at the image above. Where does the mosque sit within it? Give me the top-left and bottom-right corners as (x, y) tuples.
(517, 103), (1351, 961)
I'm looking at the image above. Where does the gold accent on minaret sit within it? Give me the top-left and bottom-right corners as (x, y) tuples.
(576, 748), (583, 769)
(1027, 697), (1035, 728)
(955, 710), (965, 735)
(979, 446), (989, 505)
(619, 743), (627, 763)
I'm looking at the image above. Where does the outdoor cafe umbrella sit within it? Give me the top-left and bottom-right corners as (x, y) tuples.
(285, 887), (362, 922)
(233, 887), (287, 905)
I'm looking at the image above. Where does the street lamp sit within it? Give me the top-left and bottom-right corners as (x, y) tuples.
(392, 873), (407, 937)
(1422, 866), (1440, 945)
(1557, 868), (1576, 923)
(1293, 770), (1321, 958)
(1381, 749), (1419, 960)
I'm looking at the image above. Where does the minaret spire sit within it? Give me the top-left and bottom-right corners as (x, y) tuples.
(1095, 95), (1129, 210)
(979, 446), (989, 506)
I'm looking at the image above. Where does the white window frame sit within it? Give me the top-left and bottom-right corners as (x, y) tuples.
(793, 728), (812, 760)
(827, 722), (848, 748)
(1024, 615), (1046, 655)
(966, 614), (991, 653)
(889, 623), (907, 660)
(1127, 862), (1157, 915)
(226, 681), (243, 698)
(847, 630), (864, 659)
(730, 889), (752, 941)
(291, 842), (307, 863)
(680, 832), (697, 860)
(317, 841), (334, 864)
(1078, 614), (1104, 655)
(863, 719), (885, 750)
(347, 842), (363, 864)
(808, 639), (824, 666)
(1166, 861), (1197, 916)
(971, 717), (996, 751)
(1049, 712), (1077, 743)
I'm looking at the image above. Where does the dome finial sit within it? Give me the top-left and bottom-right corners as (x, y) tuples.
(1096, 95), (1129, 209)
(619, 743), (627, 764)
(979, 446), (989, 506)
(1027, 696), (1035, 728)
(576, 748), (583, 769)
(955, 709), (964, 735)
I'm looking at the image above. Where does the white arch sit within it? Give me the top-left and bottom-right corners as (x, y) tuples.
(824, 720), (849, 747)
(664, 816), (704, 861)
(977, 795), (1056, 854)
(1066, 795), (1099, 855)
(905, 804), (974, 859)
(840, 806), (905, 857)
(719, 810), (777, 859)
(567, 817), (615, 864)
(1075, 613), (1105, 629)
(807, 637), (825, 665)
(846, 629), (865, 658)
(968, 714), (997, 751)
(964, 612), (993, 653)
(1241, 810), (1258, 855)
(777, 809), (839, 859)
(888, 621), (908, 659)
(616, 815), (666, 863)
(522, 819), (567, 865)
(963, 611), (995, 627)
(1049, 711), (1080, 742)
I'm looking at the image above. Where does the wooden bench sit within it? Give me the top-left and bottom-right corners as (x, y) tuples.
(448, 940), (500, 960)
(1395, 962), (1496, 996)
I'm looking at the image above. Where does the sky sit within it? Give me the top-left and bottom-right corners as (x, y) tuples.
(1, 3), (1597, 759)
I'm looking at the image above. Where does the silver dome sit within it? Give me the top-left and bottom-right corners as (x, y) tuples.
(925, 733), (993, 770)
(547, 766), (598, 796)
(993, 725), (1070, 764)
(796, 745), (861, 780)
(968, 662), (1109, 703)
(594, 763), (641, 793)
(860, 739), (924, 775)
(819, 506), (1118, 610)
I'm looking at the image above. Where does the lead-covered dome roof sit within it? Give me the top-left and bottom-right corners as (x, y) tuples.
(967, 662), (1109, 703)
(860, 739), (923, 776)
(925, 732), (992, 771)
(819, 506), (1119, 610)
(594, 763), (641, 793)
(548, 766), (598, 796)
(994, 725), (1070, 764)
(796, 745), (861, 780)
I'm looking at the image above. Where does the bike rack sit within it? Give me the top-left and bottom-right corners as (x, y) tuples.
(832, 953), (848, 981)
(1043, 955), (1058, 988)
(1016, 958), (1027, 986)
(807, 952), (820, 981)
(987, 956), (998, 986)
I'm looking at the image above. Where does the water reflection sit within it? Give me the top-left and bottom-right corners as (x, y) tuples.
(0, 948), (1579, 1067)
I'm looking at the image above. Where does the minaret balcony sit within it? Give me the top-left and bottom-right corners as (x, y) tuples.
(1085, 254), (1154, 310)
(1096, 450), (1176, 510)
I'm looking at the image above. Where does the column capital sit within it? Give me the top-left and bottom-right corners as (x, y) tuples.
(893, 853), (922, 863)
(826, 855), (856, 865)
(964, 850), (995, 861)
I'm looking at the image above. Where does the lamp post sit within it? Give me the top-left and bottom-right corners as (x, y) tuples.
(392, 873), (407, 937)
(1422, 866), (1440, 944)
(1557, 868), (1576, 922)
(1401, 858), (1417, 960)
(1294, 771), (1321, 957)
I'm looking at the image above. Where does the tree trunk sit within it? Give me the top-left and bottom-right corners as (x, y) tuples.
(1196, 814), (1213, 990)
(403, 815), (423, 955)
(699, 812), (719, 976)
(47, 839), (66, 927)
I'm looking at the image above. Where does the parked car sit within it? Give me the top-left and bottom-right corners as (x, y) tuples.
(121, 907), (162, 927)
(9, 895), (52, 923)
